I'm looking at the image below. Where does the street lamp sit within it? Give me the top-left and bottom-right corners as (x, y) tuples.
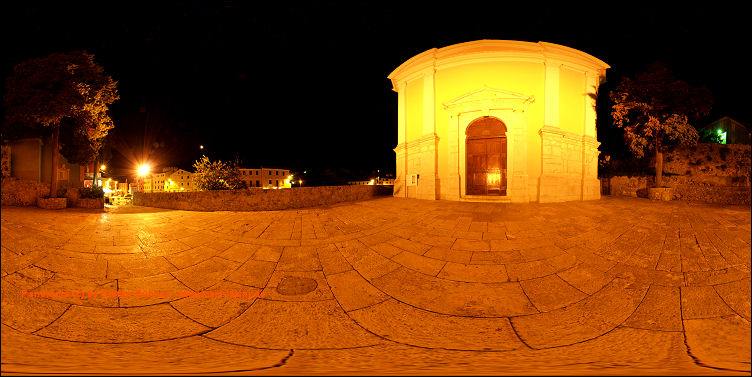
(138, 164), (150, 177)
(137, 164), (150, 192)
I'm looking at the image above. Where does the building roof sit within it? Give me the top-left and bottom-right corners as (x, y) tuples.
(701, 116), (749, 131)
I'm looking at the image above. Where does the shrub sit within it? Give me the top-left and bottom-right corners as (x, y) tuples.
(79, 185), (104, 198)
(192, 155), (244, 190)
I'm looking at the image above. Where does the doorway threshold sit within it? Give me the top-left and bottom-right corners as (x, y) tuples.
(460, 195), (512, 203)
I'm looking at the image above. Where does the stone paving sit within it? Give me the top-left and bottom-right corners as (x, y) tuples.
(1, 196), (750, 375)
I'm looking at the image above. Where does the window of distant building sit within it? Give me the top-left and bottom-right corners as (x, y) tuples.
(268, 180), (272, 185)
(256, 180), (260, 186)
(275, 180), (279, 186)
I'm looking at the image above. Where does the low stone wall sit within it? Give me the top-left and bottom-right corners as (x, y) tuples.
(1, 177), (50, 206)
(1, 177), (105, 208)
(37, 197), (67, 210)
(76, 198), (104, 209)
(607, 175), (750, 205)
(133, 185), (394, 211)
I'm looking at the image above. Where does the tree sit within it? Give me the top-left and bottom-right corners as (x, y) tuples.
(192, 155), (243, 190)
(3, 51), (119, 196)
(610, 62), (712, 187)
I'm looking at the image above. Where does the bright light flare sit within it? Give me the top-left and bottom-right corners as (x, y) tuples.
(138, 164), (151, 176)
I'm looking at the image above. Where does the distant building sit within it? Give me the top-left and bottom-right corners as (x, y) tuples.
(116, 182), (132, 194)
(139, 167), (293, 192)
(238, 168), (292, 188)
(165, 169), (196, 192)
(700, 117), (750, 145)
(141, 167), (196, 192)
(348, 177), (395, 186)
(149, 170), (170, 192)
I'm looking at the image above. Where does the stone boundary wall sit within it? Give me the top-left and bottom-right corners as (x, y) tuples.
(1, 177), (103, 209)
(1, 177), (50, 206)
(607, 175), (750, 205)
(133, 185), (394, 211)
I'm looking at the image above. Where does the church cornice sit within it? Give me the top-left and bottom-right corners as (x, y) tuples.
(388, 40), (610, 92)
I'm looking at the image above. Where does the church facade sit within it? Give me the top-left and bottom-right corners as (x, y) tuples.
(389, 40), (609, 203)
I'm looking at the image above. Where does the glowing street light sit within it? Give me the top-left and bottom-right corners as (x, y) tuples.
(138, 164), (150, 177)
(137, 163), (151, 193)
(100, 164), (106, 171)
(199, 145), (204, 150)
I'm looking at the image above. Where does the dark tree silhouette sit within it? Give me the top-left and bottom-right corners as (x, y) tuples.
(3, 51), (118, 196)
(610, 62), (712, 187)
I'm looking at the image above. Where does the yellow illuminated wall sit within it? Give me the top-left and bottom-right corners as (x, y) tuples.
(559, 66), (586, 135)
(405, 78), (423, 142)
(435, 61), (546, 191)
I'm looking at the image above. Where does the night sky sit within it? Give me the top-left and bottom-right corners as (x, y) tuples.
(1, 2), (747, 183)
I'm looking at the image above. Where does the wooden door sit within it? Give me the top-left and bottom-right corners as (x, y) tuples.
(466, 137), (507, 195)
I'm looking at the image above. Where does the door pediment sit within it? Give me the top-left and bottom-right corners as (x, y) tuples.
(443, 86), (534, 113)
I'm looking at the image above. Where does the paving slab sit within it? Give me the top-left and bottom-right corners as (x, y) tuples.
(2, 197), (750, 375)
(34, 303), (211, 342)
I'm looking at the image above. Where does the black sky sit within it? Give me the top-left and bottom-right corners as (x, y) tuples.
(1, 1), (747, 181)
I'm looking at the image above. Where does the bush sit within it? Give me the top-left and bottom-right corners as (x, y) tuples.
(192, 155), (243, 190)
(79, 185), (104, 198)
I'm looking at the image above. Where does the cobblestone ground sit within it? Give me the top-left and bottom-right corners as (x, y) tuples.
(1, 196), (750, 375)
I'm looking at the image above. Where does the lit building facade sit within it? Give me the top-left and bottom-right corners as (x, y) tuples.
(165, 169), (196, 192)
(389, 40), (609, 203)
(348, 178), (395, 185)
(239, 168), (292, 188)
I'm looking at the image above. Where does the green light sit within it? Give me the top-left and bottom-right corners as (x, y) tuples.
(717, 129), (723, 134)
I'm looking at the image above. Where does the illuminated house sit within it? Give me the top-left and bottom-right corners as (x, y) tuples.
(165, 169), (196, 192)
(699, 117), (751, 145)
(238, 168), (291, 188)
(389, 40), (609, 203)
(348, 178), (395, 185)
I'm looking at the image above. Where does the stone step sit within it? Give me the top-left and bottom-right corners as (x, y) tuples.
(459, 195), (512, 203)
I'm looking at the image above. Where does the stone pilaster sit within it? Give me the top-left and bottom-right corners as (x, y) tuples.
(446, 114), (461, 200)
(538, 126), (572, 203)
(508, 111), (529, 203)
(394, 81), (408, 198)
(584, 72), (598, 138)
(418, 67), (439, 200)
(393, 143), (407, 198)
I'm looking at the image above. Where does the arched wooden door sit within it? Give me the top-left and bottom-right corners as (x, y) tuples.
(466, 117), (507, 196)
